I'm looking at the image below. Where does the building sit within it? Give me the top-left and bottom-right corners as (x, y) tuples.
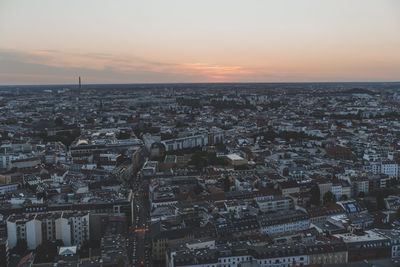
(369, 174), (390, 191)
(306, 203), (345, 224)
(307, 241), (348, 265)
(167, 244), (309, 267)
(255, 195), (294, 213)
(0, 237), (10, 267)
(161, 131), (224, 152)
(151, 223), (194, 262)
(331, 180), (351, 200)
(6, 214), (42, 250)
(336, 200), (367, 214)
(385, 195), (400, 211)
(258, 210), (310, 235)
(0, 183), (19, 194)
(278, 181), (300, 197)
(352, 178), (369, 196)
(374, 229), (400, 259)
(226, 154), (248, 166)
(381, 161), (399, 178)
(6, 211), (90, 250)
(10, 157), (41, 170)
(334, 230), (391, 262)
(317, 180), (332, 201)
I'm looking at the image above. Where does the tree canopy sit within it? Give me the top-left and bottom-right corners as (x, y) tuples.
(310, 185), (321, 206)
(34, 240), (64, 263)
(189, 151), (229, 170)
(323, 191), (336, 205)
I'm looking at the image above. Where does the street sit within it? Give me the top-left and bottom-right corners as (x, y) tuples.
(129, 177), (152, 267)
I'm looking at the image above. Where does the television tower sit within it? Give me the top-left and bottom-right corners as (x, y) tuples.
(79, 76), (81, 90)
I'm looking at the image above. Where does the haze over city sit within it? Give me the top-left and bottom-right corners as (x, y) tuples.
(1, 0), (400, 84)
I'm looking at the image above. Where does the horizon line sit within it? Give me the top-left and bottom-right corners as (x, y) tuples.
(1, 80), (400, 87)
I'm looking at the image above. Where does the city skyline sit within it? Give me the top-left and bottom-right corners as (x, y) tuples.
(1, 0), (400, 84)
(1, 1), (400, 265)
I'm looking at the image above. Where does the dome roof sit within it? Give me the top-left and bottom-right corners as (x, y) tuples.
(76, 139), (89, 146)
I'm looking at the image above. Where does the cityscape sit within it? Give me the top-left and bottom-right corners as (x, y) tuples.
(1, 0), (400, 266)
(0, 82), (399, 266)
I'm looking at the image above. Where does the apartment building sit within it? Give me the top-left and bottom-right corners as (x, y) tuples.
(6, 211), (90, 250)
(161, 131), (224, 152)
(255, 195), (294, 213)
(258, 210), (310, 235)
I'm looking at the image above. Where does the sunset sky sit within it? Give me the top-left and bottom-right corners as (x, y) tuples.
(1, 0), (399, 84)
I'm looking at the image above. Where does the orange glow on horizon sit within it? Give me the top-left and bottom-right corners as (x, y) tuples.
(0, 0), (399, 84)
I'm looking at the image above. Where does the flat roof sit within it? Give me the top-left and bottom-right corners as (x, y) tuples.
(226, 154), (245, 161)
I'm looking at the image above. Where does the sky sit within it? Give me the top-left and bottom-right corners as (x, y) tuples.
(0, 0), (399, 84)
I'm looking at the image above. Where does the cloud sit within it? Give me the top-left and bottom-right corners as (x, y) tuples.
(1, 48), (398, 85)
(0, 48), (268, 84)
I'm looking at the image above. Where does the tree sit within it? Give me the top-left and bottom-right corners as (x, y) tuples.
(189, 152), (208, 170)
(364, 199), (377, 212)
(224, 176), (231, 192)
(282, 168), (289, 176)
(175, 121), (188, 128)
(116, 131), (131, 140)
(323, 191), (336, 205)
(0, 131), (9, 140)
(390, 178), (399, 187)
(340, 194), (348, 201)
(310, 185), (321, 206)
(396, 207), (400, 221)
(54, 117), (63, 127)
(12, 239), (27, 256)
(40, 129), (80, 148)
(35, 240), (64, 263)
(79, 239), (100, 258)
(376, 192), (386, 210)
(117, 258), (128, 266)
(194, 184), (203, 195)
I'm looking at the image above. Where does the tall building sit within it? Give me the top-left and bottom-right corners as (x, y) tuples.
(0, 237), (9, 267)
(6, 212), (90, 250)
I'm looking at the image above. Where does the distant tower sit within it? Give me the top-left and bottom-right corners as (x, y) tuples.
(79, 76), (81, 90)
